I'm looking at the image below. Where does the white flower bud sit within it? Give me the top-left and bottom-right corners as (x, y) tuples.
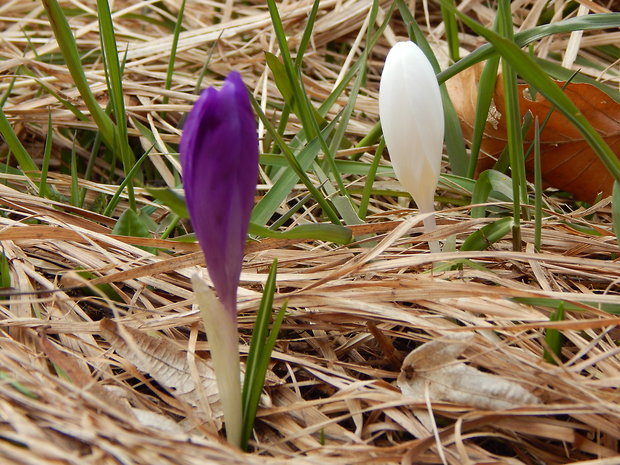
(379, 41), (444, 252)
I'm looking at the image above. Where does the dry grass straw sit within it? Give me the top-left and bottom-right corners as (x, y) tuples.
(1, 0), (620, 463)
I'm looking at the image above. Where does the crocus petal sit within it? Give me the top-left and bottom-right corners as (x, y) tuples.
(379, 41), (444, 215)
(180, 71), (259, 316)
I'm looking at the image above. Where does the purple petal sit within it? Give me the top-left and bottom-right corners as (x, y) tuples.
(180, 71), (259, 316)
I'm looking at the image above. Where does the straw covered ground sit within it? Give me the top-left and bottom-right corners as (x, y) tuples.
(1, 0), (620, 464)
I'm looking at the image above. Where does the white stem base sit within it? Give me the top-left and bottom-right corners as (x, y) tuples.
(192, 274), (242, 448)
(420, 206), (441, 254)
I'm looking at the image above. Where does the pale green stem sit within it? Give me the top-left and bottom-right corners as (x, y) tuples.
(419, 202), (441, 254)
(191, 274), (242, 448)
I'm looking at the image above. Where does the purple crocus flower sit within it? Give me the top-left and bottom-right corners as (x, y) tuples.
(180, 71), (259, 316)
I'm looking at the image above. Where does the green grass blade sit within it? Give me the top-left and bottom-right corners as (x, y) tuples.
(41, 0), (116, 147)
(264, 0), (320, 145)
(265, 52), (326, 130)
(147, 187), (188, 218)
(317, 2), (395, 118)
(39, 112), (54, 198)
(461, 217), (514, 251)
(0, 371), (37, 399)
(248, 223), (352, 244)
(241, 258), (280, 450)
(32, 76), (88, 122)
(534, 118), (543, 252)
(97, 0), (128, 138)
(440, 0), (620, 185)
(261, 154), (394, 177)
(533, 57), (620, 103)
(245, 299), (285, 448)
(0, 246), (10, 300)
(497, 0), (526, 250)
(266, 0), (317, 140)
(296, 71), (349, 204)
(493, 111), (533, 174)
(439, 0), (460, 62)
(70, 139), (80, 206)
(249, 97), (341, 226)
(295, 0), (321, 65)
(162, 0), (186, 108)
(0, 75), (17, 108)
(471, 172), (494, 219)
(466, 56), (500, 179)
(103, 149), (151, 217)
(81, 130), (104, 201)
(513, 297), (620, 315)
(359, 138), (385, 220)
(97, 0), (136, 210)
(436, 13), (620, 84)
(0, 107), (38, 173)
(543, 303), (565, 364)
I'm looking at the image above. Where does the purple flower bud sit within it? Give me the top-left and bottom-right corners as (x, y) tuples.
(180, 71), (259, 316)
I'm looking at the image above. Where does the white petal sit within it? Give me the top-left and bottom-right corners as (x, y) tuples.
(379, 41), (444, 212)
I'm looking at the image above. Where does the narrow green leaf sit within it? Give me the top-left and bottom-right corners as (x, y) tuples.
(268, 194), (312, 231)
(249, 97), (341, 226)
(440, 0), (460, 62)
(266, 53), (326, 129)
(497, 0), (526, 252)
(39, 112), (54, 198)
(266, 0), (317, 141)
(295, 0), (321, 65)
(103, 149), (151, 217)
(0, 107), (38, 173)
(96, 0), (136, 209)
(436, 13), (620, 84)
(112, 208), (151, 239)
(471, 169), (514, 218)
(317, 2), (395, 118)
(533, 57), (620, 103)
(0, 371), (37, 399)
(461, 217), (513, 251)
(241, 259), (281, 450)
(467, 56), (500, 179)
(260, 154), (394, 177)
(247, 299), (285, 446)
(162, 0), (186, 107)
(471, 172), (496, 219)
(440, 1), (620, 183)
(0, 247), (10, 300)
(544, 303), (565, 364)
(512, 297), (620, 315)
(249, 223), (352, 244)
(534, 118), (543, 252)
(359, 138), (385, 220)
(297, 72), (349, 205)
(70, 141), (80, 206)
(41, 0), (116, 147)
(32, 76), (88, 122)
(147, 187), (189, 219)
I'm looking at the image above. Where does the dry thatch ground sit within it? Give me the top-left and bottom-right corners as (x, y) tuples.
(1, 0), (620, 464)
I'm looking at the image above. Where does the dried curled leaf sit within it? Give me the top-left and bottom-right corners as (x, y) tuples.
(397, 334), (540, 429)
(447, 64), (620, 201)
(100, 319), (222, 424)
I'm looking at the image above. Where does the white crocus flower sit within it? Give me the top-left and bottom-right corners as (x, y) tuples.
(379, 41), (444, 253)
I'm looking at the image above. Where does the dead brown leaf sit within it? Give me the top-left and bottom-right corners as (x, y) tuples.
(447, 64), (620, 201)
